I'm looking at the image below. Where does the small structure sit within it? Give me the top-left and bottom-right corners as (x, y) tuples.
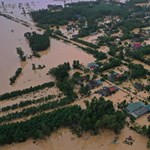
(133, 83), (144, 91)
(108, 72), (123, 82)
(125, 102), (150, 119)
(133, 42), (142, 49)
(99, 87), (111, 96)
(108, 86), (119, 93)
(99, 86), (119, 96)
(88, 80), (102, 89)
(79, 75), (89, 82)
(123, 136), (134, 145)
(87, 62), (99, 70)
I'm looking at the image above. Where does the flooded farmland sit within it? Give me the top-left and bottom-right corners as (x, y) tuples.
(0, 0), (95, 94)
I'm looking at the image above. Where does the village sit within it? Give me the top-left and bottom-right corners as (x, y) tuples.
(0, 0), (150, 150)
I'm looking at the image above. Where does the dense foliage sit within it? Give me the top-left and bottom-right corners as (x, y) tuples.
(129, 63), (148, 79)
(0, 98), (126, 145)
(24, 32), (50, 51)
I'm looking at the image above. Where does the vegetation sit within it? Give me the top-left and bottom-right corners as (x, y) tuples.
(9, 68), (22, 85)
(0, 96), (75, 124)
(0, 98), (126, 145)
(129, 63), (148, 79)
(1, 94), (56, 112)
(49, 62), (77, 98)
(73, 38), (99, 49)
(16, 47), (26, 61)
(129, 45), (150, 65)
(77, 46), (107, 60)
(0, 82), (55, 100)
(24, 32), (50, 51)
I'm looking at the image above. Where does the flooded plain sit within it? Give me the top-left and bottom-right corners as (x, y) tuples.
(0, 0), (148, 150)
(0, 0), (96, 94)
(1, 127), (149, 150)
(0, 14), (95, 94)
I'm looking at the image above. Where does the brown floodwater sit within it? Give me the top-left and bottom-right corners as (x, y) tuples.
(1, 127), (149, 150)
(0, 14), (95, 94)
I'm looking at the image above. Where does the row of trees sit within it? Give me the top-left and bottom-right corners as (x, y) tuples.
(0, 82), (55, 100)
(0, 98), (126, 145)
(0, 97), (75, 124)
(1, 94), (56, 112)
(16, 47), (26, 61)
(9, 68), (22, 85)
(73, 38), (99, 49)
(78, 46), (107, 61)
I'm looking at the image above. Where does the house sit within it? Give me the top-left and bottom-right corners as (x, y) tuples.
(108, 72), (122, 82)
(87, 62), (99, 70)
(134, 83), (144, 91)
(133, 42), (142, 49)
(99, 86), (119, 96)
(108, 86), (119, 93)
(88, 80), (102, 89)
(125, 102), (150, 118)
(125, 101), (145, 113)
(99, 87), (111, 96)
(99, 89), (109, 96)
(80, 75), (89, 82)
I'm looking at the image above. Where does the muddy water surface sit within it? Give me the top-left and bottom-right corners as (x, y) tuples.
(0, 14), (95, 94)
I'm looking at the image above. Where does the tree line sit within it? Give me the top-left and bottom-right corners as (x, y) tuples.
(9, 68), (22, 85)
(0, 82), (55, 100)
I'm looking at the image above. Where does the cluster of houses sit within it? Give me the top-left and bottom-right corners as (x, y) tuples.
(125, 102), (150, 119)
(95, 86), (119, 96)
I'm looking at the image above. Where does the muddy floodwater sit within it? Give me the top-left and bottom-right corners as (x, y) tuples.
(0, 0), (99, 94)
(0, 13), (95, 94)
(1, 127), (149, 150)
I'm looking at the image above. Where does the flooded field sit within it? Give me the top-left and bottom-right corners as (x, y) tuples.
(0, 0), (105, 94)
(0, 14), (95, 94)
(1, 127), (149, 150)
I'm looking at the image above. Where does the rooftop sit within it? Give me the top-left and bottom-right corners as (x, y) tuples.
(125, 102), (145, 113)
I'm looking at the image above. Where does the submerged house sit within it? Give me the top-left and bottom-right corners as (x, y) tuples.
(99, 86), (119, 96)
(108, 72), (123, 82)
(88, 80), (102, 89)
(125, 102), (150, 118)
(87, 62), (99, 70)
(133, 42), (142, 49)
